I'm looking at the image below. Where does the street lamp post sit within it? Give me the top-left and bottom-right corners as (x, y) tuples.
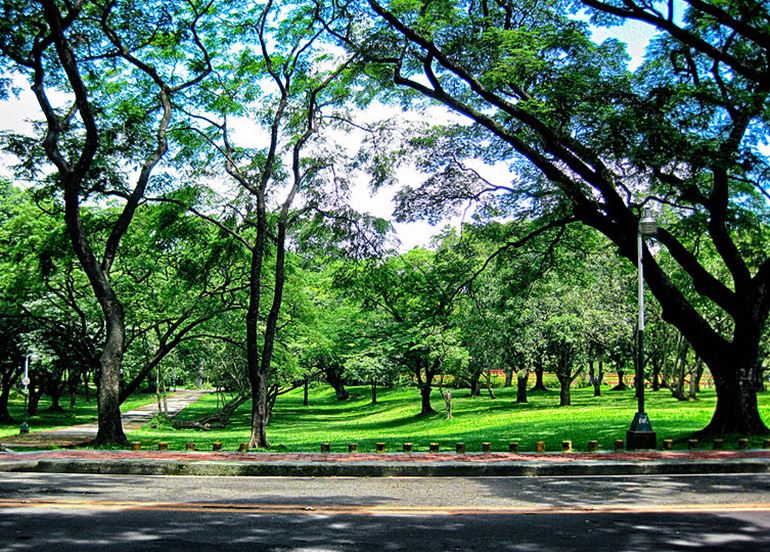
(20, 352), (33, 434)
(627, 210), (657, 450)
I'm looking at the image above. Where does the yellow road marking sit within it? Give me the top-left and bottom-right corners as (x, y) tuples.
(1, 498), (770, 516)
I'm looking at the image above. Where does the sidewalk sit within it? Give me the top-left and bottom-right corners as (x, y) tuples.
(1, 448), (769, 477)
(0, 389), (210, 449)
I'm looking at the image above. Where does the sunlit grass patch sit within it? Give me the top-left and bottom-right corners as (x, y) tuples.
(126, 384), (770, 453)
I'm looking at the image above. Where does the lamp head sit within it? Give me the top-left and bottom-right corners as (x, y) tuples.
(639, 209), (657, 236)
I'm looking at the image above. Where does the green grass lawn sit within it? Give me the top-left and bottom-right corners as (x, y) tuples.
(127, 383), (770, 453)
(0, 390), (158, 440)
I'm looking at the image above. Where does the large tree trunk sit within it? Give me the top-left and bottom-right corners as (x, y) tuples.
(469, 371), (481, 397)
(485, 370), (496, 399)
(652, 358), (663, 392)
(419, 383), (435, 415)
(691, 360), (704, 398)
(530, 357), (548, 392)
(612, 369), (629, 391)
(47, 373), (66, 413)
(371, 378), (378, 404)
(27, 385), (44, 416)
(593, 361), (604, 397)
(249, 373), (270, 448)
(68, 368), (80, 409)
(323, 363), (350, 400)
(516, 371), (528, 403)
(0, 359), (22, 423)
(249, 188), (293, 449)
(442, 389), (452, 418)
(48, 393), (64, 413)
(557, 376), (571, 406)
(698, 354), (768, 436)
(754, 368), (766, 393)
(0, 384), (15, 424)
(246, 239), (267, 448)
(94, 311), (128, 445)
(504, 367), (513, 387)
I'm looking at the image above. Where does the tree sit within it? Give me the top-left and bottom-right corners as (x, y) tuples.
(346, 243), (473, 415)
(0, 0), (216, 444)
(173, 0), (362, 448)
(329, 0), (770, 434)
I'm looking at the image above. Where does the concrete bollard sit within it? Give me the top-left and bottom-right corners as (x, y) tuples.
(238, 442), (249, 453)
(130, 442), (141, 451)
(614, 439), (624, 451)
(562, 440), (572, 453)
(663, 438), (673, 450)
(455, 442), (465, 454)
(687, 439), (698, 450)
(429, 442), (440, 453)
(348, 443), (358, 453)
(375, 442), (386, 453)
(403, 443), (413, 453)
(158, 442), (169, 451)
(481, 442), (492, 454)
(508, 441), (519, 453)
(587, 440), (598, 453)
(212, 442), (222, 451)
(738, 438), (749, 449)
(185, 442), (196, 451)
(535, 441), (545, 453)
(320, 442), (331, 453)
(713, 439), (724, 450)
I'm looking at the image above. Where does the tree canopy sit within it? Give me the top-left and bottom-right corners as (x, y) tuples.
(1, 0), (769, 442)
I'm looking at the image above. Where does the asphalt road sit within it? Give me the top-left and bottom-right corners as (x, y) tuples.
(2, 473), (770, 551)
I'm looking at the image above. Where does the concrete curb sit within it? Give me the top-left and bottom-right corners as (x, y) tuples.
(2, 457), (769, 477)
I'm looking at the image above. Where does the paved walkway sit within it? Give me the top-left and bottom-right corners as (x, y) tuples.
(1, 448), (769, 477)
(0, 389), (210, 449)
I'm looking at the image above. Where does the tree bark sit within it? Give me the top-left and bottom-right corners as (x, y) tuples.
(84, 369), (91, 402)
(697, 336), (769, 436)
(558, 375), (571, 406)
(68, 368), (79, 408)
(691, 359), (704, 397)
(247, 243), (268, 448)
(419, 382), (435, 415)
(754, 368), (766, 393)
(0, 384), (15, 424)
(593, 360), (604, 397)
(0, 357), (22, 423)
(698, 364), (767, 435)
(612, 369), (629, 391)
(371, 377), (378, 404)
(95, 310), (128, 444)
(485, 371), (496, 399)
(469, 371), (481, 397)
(504, 367), (513, 387)
(46, 372), (66, 413)
(530, 357), (548, 392)
(323, 362), (350, 400)
(442, 389), (452, 418)
(516, 371), (528, 403)
(27, 386), (44, 416)
(652, 361), (662, 391)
